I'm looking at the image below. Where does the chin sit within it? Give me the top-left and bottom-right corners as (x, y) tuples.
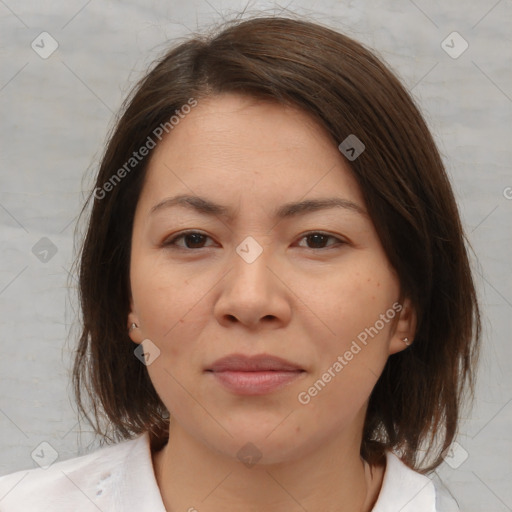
(202, 421), (316, 466)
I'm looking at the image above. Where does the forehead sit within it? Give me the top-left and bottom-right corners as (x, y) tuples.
(139, 93), (366, 216)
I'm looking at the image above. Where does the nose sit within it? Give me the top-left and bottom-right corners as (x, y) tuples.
(213, 241), (292, 330)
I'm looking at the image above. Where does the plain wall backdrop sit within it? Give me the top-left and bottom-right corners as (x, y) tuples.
(1, 1), (511, 511)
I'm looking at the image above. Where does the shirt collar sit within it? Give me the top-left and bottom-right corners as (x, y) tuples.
(113, 431), (167, 511)
(118, 433), (437, 512)
(371, 451), (436, 512)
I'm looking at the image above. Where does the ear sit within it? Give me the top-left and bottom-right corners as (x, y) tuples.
(388, 297), (417, 355)
(127, 296), (143, 345)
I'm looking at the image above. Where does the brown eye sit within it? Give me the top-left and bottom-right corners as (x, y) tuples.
(163, 231), (213, 249)
(297, 232), (344, 249)
(162, 231), (345, 251)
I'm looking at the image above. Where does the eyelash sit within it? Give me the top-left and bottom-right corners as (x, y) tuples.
(161, 230), (346, 251)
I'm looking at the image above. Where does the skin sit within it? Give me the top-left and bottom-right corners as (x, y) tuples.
(127, 93), (416, 512)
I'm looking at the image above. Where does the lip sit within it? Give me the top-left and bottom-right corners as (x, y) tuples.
(205, 354), (305, 395)
(207, 353), (303, 372)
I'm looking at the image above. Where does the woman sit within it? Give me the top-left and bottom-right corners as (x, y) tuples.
(0, 15), (480, 511)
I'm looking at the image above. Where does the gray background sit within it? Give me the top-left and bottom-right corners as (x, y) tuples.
(0, 1), (511, 510)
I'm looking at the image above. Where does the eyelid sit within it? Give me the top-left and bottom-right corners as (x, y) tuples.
(295, 231), (347, 248)
(161, 230), (348, 250)
(161, 230), (215, 248)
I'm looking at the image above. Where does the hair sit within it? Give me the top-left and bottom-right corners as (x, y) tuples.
(71, 14), (481, 472)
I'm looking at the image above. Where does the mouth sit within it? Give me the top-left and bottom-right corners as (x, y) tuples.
(205, 354), (306, 395)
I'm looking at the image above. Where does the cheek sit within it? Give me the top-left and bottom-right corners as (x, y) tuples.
(299, 360), (381, 433)
(131, 256), (208, 356)
(307, 261), (399, 349)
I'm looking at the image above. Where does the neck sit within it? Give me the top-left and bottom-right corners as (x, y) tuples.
(152, 422), (385, 512)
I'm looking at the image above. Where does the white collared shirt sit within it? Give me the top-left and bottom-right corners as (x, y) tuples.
(0, 432), (459, 511)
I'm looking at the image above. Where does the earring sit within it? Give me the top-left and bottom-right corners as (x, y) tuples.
(402, 337), (412, 346)
(129, 323), (138, 332)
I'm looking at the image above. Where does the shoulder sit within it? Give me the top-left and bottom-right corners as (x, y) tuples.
(0, 432), (166, 512)
(371, 451), (460, 512)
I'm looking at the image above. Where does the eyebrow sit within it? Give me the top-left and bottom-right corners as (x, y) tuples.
(149, 194), (367, 220)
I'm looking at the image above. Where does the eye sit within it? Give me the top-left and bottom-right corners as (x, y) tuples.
(296, 232), (345, 249)
(162, 230), (346, 251)
(162, 231), (215, 249)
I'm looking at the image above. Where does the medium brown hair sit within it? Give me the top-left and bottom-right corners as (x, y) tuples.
(71, 14), (481, 472)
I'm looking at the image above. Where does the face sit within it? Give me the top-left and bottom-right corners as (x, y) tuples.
(128, 93), (415, 464)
